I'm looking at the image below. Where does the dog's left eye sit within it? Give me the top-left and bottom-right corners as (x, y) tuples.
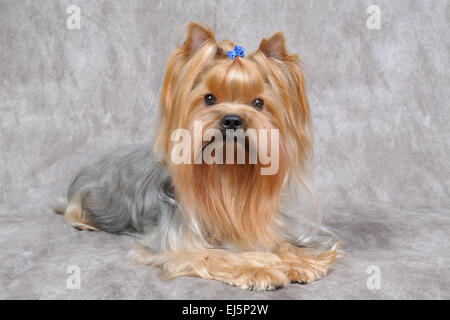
(204, 94), (217, 106)
(251, 98), (264, 110)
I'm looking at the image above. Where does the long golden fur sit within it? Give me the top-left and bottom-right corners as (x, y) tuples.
(58, 22), (341, 291)
(147, 22), (340, 289)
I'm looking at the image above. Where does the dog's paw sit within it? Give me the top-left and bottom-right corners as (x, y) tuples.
(281, 242), (343, 284)
(229, 265), (290, 291)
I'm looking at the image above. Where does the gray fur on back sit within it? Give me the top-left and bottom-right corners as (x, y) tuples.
(67, 145), (179, 246)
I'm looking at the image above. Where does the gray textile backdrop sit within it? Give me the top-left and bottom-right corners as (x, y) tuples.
(0, 0), (449, 299)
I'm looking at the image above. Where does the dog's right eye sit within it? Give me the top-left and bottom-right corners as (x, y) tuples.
(204, 94), (217, 106)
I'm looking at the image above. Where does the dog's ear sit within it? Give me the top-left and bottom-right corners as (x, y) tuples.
(258, 31), (288, 60)
(255, 31), (312, 176)
(184, 22), (216, 53)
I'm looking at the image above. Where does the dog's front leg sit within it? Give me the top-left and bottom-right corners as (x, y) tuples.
(130, 244), (290, 291)
(276, 242), (342, 284)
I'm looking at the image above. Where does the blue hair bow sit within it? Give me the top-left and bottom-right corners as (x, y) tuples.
(227, 45), (245, 60)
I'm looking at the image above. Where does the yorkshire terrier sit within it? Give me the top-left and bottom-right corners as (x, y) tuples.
(54, 22), (340, 291)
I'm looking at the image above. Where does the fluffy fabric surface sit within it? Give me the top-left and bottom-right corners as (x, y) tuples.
(1, 204), (448, 299)
(0, 0), (448, 299)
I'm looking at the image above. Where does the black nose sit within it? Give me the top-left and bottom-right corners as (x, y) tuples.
(220, 115), (244, 130)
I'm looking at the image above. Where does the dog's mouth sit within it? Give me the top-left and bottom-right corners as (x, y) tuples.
(201, 130), (251, 150)
(198, 132), (257, 167)
(201, 136), (216, 151)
